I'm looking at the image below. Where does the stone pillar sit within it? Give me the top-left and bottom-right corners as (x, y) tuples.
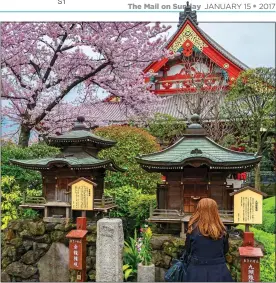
(96, 218), (124, 282)
(137, 263), (155, 282)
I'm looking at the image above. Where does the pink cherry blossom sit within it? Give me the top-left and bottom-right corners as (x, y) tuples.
(1, 22), (171, 146)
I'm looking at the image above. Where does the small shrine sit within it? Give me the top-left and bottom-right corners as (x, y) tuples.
(136, 114), (262, 233)
(11, 117), (124, 222)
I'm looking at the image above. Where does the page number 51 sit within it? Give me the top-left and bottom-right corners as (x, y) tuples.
(58, 0), (66, 4)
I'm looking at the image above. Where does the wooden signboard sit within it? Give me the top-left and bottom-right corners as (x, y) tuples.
(239, 246), (263, 282)
(66, 229), (87, 272)
(69, 238), (84, 270)
(68, 177), (95, 211)
(230, 186), (267, 225)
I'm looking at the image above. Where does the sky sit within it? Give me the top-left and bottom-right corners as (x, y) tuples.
(2, 21), (275, 137)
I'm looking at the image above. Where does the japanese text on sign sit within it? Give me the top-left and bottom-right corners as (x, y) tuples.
(71, 179), (93, 210)
(233, 189), (263, 224)
(69, 239), (83, 270)
(248, 264), (255, 282)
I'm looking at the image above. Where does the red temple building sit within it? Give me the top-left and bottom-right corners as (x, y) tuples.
(143, 6), (246, 95)
(93, 2), (248, 123)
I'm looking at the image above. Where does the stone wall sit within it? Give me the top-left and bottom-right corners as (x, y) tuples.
(1, 219), (97, 282)
(150, 231), (262, 282)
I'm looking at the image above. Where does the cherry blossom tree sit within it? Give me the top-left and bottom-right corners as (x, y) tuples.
(1, 22), (170, 147)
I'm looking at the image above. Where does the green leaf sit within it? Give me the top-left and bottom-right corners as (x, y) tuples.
(124, 268), (133, 280)
(123, 264), (130, 271)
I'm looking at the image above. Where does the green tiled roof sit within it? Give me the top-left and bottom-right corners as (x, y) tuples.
(11, 152), (124, 172)
(47, 130), (116, 146)
(137, 136), (261, 169)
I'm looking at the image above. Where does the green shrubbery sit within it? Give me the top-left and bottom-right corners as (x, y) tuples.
(128, 194), (156, 227)
(105, 186), (141, 218)
(145, 113), (186, 145)
(123, 230), (141, 281)
(1, 142), (59, 189)
(249, 227), (275, 282)
(1, 142), (59, 229)
(105, 186), (156, 236)
(95, 125), (161, 193)
(237, 197), (276, 282)
(254, 197), (275, 234)
(1, 176), (41, 229)
(1, 176), (22, 229)
(237, 225), (275, 282)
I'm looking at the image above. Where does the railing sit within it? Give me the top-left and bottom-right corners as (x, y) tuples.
(150, 208), (184, 219)
(149, 208), (233, 220)
(22, 193), (115, 208)
(22, 193), (46, 204)
(218, 210), (234, 218)
(94, 196), (116, 208)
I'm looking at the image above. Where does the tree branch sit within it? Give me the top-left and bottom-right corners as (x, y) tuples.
(1, 95), (30, 101)
(35, 60), (111, 124)
(29, 60), (42, 79)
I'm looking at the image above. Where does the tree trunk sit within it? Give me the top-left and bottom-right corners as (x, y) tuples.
(254, 163), (261, 190)
(254, 127), (262, 190)
(18, 125), (31, 147)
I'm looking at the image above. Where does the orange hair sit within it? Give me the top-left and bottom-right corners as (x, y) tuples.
(187, 198), (226, 240)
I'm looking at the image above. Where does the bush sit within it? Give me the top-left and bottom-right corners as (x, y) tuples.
(263, 196), (276, 214)
(1, 142), (59, 190)
(237, 225), (275, 282)
(21, 208), (40, 220)
(145, 113), (186, 145)
(250, 227), (275, 282)
(1, 176), (42, 229)
(105, 186), (156, 236)
(237, 196), (275, 282)
(260, 253), (276, 282)
(128, 194), (157, 227)
(1, 176), (22, 229)
(254, 197), (275, 234)
(95, 125), (161, 193)
(105, 186), (141, 218)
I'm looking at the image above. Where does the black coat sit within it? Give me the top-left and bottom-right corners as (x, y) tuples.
(184, 228), (234, 282)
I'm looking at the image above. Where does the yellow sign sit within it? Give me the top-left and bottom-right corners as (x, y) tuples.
(70, 178), (94, 211)
(231, 187), (265, 225)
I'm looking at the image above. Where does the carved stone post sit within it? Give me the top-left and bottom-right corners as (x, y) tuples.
(96, 218), (124, 282)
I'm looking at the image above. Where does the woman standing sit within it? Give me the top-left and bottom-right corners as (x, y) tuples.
(184, 198), (234, 282)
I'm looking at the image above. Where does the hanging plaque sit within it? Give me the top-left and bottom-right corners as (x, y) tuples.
(69, 177), (95, 211)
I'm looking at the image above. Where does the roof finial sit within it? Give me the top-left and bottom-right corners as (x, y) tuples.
(184, 113), (206, 135)
(72, 116), (89, 131)
(77, 116), (85, 123)
(190, 113), (200, 124)
(178, 1), (198, 27)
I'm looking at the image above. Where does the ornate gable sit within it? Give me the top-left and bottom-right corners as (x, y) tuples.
(145, 4), (247, 95)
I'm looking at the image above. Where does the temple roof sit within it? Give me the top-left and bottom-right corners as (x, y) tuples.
(47, 116), (116, 148)
(169, 5), (248, 70)
(83, 95), (221, 126)
(10, 151), (125, 172)
(10, 116), (124, 172)
(137, 114), (261, 172)
(145, 2), (247, 80)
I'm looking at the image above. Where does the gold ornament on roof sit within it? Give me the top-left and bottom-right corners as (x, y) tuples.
(169, 24), (208, 53)
(223, 63), (229, 69)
